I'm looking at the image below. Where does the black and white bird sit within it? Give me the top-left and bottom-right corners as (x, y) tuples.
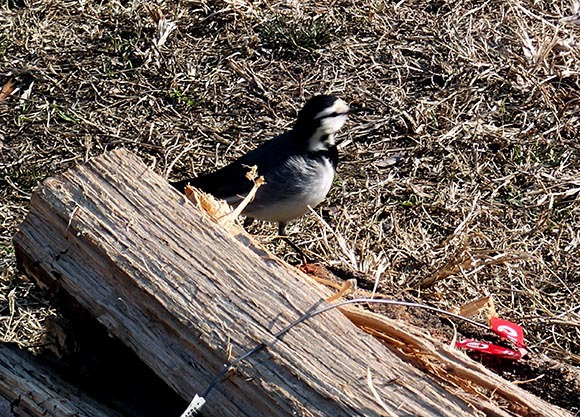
(172, 95), (350, 235)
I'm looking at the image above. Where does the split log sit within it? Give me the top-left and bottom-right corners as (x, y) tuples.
(12, 149), (570, 417)
(0, 396), (10, 416)
(0, 343), (123, 417)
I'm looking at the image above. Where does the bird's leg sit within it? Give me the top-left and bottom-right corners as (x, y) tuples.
(278, 222), (287, 236)
(278, 222), (312, 264)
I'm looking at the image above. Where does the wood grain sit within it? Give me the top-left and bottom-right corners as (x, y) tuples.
(12, 149), (565, 417)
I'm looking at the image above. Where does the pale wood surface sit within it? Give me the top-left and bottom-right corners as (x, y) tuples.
(12, 149), (569, 417)
(0, 344), (123, 417)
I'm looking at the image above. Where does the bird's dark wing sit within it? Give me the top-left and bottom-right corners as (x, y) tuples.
(172, 161), (253, 199)
(172, 131), (299, 200)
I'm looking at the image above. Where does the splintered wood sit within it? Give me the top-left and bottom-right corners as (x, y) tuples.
(13, 149), (571, 417)
(182, 164), (264, 231)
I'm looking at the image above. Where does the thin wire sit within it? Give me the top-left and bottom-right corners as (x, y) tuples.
(200, 298), (490, 399)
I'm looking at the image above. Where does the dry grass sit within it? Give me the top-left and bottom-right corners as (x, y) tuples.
(1, 0), (579, 411)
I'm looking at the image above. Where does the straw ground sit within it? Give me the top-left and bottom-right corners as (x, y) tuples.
(1, 0), (579, 412)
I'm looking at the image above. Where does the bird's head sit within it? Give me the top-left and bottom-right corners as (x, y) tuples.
(294, 95), (350, 152)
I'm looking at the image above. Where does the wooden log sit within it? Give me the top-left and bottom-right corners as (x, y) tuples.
(12, 149), (569, 417)
(0, 395), (10, 417)
(339, 306), (573, 417)
(0, 343), (124, 417)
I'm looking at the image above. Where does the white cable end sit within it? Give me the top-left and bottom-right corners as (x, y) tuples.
(180, 394), (206, 417)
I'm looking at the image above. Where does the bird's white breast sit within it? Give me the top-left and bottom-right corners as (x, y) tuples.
(244, 156), (335, 223)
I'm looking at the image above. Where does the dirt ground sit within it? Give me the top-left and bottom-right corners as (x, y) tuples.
(1, 0), (579, 415)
